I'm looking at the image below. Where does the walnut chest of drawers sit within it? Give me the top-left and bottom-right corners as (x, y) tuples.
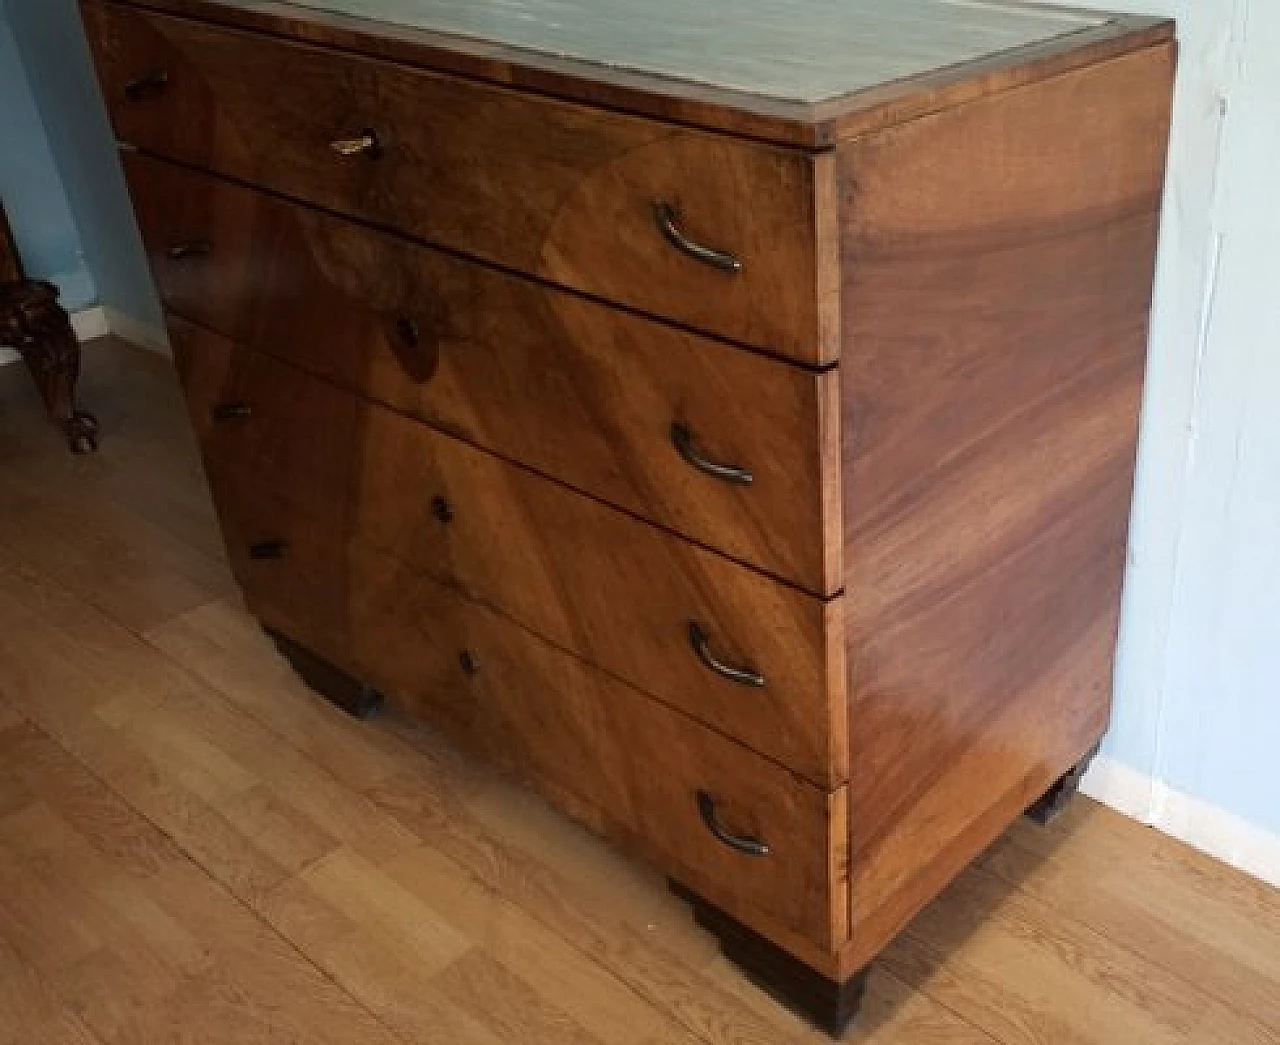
(80, 0), (1175, 1031)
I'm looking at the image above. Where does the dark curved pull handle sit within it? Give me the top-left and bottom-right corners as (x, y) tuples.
(697, 791), (770, 857)
(166, 241), (211, 261)
(249, 539), (288, 560)
(212, 402), (252, 421)
(671, 423), (753, 486)
(124, 70), (169, 101)
(653, 202), (742, 274)
(688, 622), (765, 688)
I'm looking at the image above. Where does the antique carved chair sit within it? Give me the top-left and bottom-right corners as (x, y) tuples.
(0, 200), (98, 452)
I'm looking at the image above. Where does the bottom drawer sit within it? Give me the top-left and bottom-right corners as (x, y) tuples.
(210, 477), (849, 953)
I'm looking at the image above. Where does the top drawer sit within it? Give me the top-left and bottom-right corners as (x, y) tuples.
(82, 1), (839, 364)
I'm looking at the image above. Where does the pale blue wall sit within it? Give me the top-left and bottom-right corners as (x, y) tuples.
(0, 0), (159, 325)
(1145, 0), (1280, 835)
(1028, 0), (1280, 840)
(0, 7), (95, 309)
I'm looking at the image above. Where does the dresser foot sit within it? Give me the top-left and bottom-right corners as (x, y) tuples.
(669, 880), (866, 1036)
(267, 629), (385, 720)
(1026, 742), (1100, 825)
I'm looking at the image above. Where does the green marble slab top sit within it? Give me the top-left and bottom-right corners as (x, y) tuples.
(276, 0), (1109, 104)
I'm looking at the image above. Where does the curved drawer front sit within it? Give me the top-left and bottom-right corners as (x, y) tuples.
(126, 153), (839, 596)
(171, 323), (846, 787)
(85, 0), (837, 363)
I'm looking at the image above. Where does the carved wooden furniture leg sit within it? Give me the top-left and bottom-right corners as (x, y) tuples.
(266, 627), (385, 720)
(1026, 743), (1101, 826)
(669, 880), (869, 1035)
(0, 279), (99, 454)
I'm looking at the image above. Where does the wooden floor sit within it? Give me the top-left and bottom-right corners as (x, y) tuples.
(0, 338), (1277, 1045)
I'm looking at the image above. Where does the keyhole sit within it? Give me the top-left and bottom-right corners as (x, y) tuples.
(396, 316), (419, 347)
(431, 496), (453, 524)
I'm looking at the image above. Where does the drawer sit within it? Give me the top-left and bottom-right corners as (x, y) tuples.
(171, 323), (847, 787)
(85, 0), (838, 363)
(126, 153), (840, 596)
(207, 483), (849, 951)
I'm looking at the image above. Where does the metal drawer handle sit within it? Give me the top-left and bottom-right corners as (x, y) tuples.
(688, 622), (765, 689)
(166, 241), (211, 261)
(653, 202), (742, 274)
(249, 539), (288, 560)
(212, 402), (252, 421)
(697, 791), (770, 857)
(671, 423), (753, 486)
(124, 70), (169, 101)
(330, 130), (381, 158)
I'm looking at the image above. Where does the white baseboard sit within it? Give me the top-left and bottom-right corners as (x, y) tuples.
(1083, 756), (1280, 888)
(104, 307), (171, 356)
(68, 305), (170, 355)
(69, 305), (111, 342)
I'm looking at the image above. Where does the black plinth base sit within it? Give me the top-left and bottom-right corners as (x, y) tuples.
(267, 629), (385, 720)
(1026, 742), (1100, 825)
(669, 880), (867, 1036)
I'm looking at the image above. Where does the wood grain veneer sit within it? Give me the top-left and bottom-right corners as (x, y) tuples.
(84, 0), (839, 362)
(834, 42), (1175, 975)
(170, 320), (848, 787)
(198, 459), (851, 950)
(126, 153), (842, 596)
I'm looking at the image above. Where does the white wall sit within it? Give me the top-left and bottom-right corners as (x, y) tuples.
(1026, 0), (1280, 883)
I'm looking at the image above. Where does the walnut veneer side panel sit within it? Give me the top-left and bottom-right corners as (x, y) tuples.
(836, 42), (1175, 973)
(82, 0), (838, 362)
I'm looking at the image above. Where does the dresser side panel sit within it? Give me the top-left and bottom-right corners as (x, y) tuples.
(835, 42), (1175, 972)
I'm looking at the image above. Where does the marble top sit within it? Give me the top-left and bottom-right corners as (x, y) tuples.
(278, 0), (1109, 104)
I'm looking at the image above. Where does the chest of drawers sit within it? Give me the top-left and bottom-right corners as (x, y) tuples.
(81, 0), (1175, 1031)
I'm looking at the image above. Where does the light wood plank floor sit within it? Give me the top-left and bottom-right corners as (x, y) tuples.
(0, 338), (1276, 1045)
